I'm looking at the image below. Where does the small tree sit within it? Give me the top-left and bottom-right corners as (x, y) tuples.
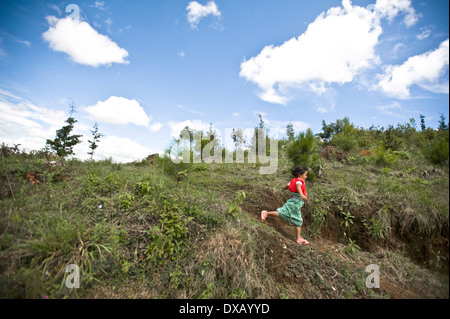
(46, 103), (82, 158)
(87, 122), (103, 160)
(419, 114), (426, 131)
(438, 114), (449, 131)
(425, 137), (449, 168)
(287, 128), (319, 179)
(318, 120), (334, 142)
(286, 122), (295, 142)
(232, 128), (245, 150)
(330, 117), (357, 152)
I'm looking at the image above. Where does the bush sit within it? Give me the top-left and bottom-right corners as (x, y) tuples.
(372, 146), (399, 168)
(330, 117), (358, 153)
(424, 137), (449, 168)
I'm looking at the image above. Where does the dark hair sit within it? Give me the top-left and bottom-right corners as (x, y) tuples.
(292, 165), (308, 177)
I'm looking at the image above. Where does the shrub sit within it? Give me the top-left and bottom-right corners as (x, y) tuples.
(372, 146), (399, 168)
(424, 137), (449, 168)
(145, 197), (193, 265)
(330, 117), (358, 153)
(227, 191), (246, 219)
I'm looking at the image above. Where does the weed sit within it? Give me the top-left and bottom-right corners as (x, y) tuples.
(197, 282), (214, 299)
(341, 212), (355, 229)
(311, 208), (327, 236)
(364, 217), (387, 240)
(429, 250), (447, 270)
(118, 193), (134, 210)
(345, 238), (361, 255)
(227, 190), (246, 219)
(145, 198), (192, 265)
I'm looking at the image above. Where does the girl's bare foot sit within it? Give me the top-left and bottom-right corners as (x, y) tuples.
(296, 238), (310, 245)
(261, 210), (268, 222)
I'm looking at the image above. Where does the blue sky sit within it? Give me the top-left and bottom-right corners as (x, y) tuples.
(0, 0), (448, 162)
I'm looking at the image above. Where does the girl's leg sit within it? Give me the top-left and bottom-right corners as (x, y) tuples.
(296, 227), (309, 245)
(261, 210), (279, 222)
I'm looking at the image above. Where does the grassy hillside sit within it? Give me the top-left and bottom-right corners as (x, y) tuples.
(0, 120), (449, 299)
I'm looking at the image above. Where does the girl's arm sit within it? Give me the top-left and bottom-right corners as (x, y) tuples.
(282, 184), (289, 190)
(297, 183), (307, 201)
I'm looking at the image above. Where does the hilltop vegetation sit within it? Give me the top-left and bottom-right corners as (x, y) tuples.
(0, 116), (448, 299)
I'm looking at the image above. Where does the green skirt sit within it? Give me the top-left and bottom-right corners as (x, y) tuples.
(276, 192), (304, 227)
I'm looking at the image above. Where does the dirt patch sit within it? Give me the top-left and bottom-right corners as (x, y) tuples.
(380, 279), (421, 299)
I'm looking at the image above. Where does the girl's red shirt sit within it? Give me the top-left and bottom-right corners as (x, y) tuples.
(289, 177), (307, 196)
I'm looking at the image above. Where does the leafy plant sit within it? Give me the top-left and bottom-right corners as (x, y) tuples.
(311, 208), (327, 236)
(341, 212), (355, 229)
(146, 200), (192, 265)
(118, 193), (134, 210)
(344, 238), (360, 255)
(197, 282), (215, 299)
(429, 250), (447, 270)
(364, 217), (387, 240)
(227, 190), (246, 219)
(372, 146), (399, 168)
(136, 181), (153, 196)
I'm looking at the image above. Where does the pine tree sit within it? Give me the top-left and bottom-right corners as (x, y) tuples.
(46, 103), (82, 158)
(419, 114), (426, 131)
(287, 128), (319, 179)
(286, 122), (294, 142)
(87, 122), (103, 160)
(438, 114), (449, 131)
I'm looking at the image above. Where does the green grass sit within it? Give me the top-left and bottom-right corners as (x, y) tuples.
(0, 140), (448, 299)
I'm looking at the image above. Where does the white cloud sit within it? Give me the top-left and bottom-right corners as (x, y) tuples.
(42, 16), (129, 67)
(17, 39), (31, 47)
(268, 120), (311, 138)
(315, 106), (329, 114)
(83, 96), (151, 127)
(0, 90), (161, 163)
(393, 42), (405, 55)
(92, 2), (105, 10)
(186, 1), (221, 29)
(168, 119), (211, 138)
(374, 0), (419, 27)
(82, 135), (154, 163)
(48, 4), (62, 16)
(175, 104), (204, 115)
(239, 0), (419, 105)
(416, 29), (431, 40)
(149, 122), (163, 132)
(374, 101), (407, 118)
(375, 39), (449, 99)
(240, 0), (384, 105)
(0, 89), (67, 151)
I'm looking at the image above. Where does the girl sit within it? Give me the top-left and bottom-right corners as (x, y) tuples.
(261, 165), (309, 245)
